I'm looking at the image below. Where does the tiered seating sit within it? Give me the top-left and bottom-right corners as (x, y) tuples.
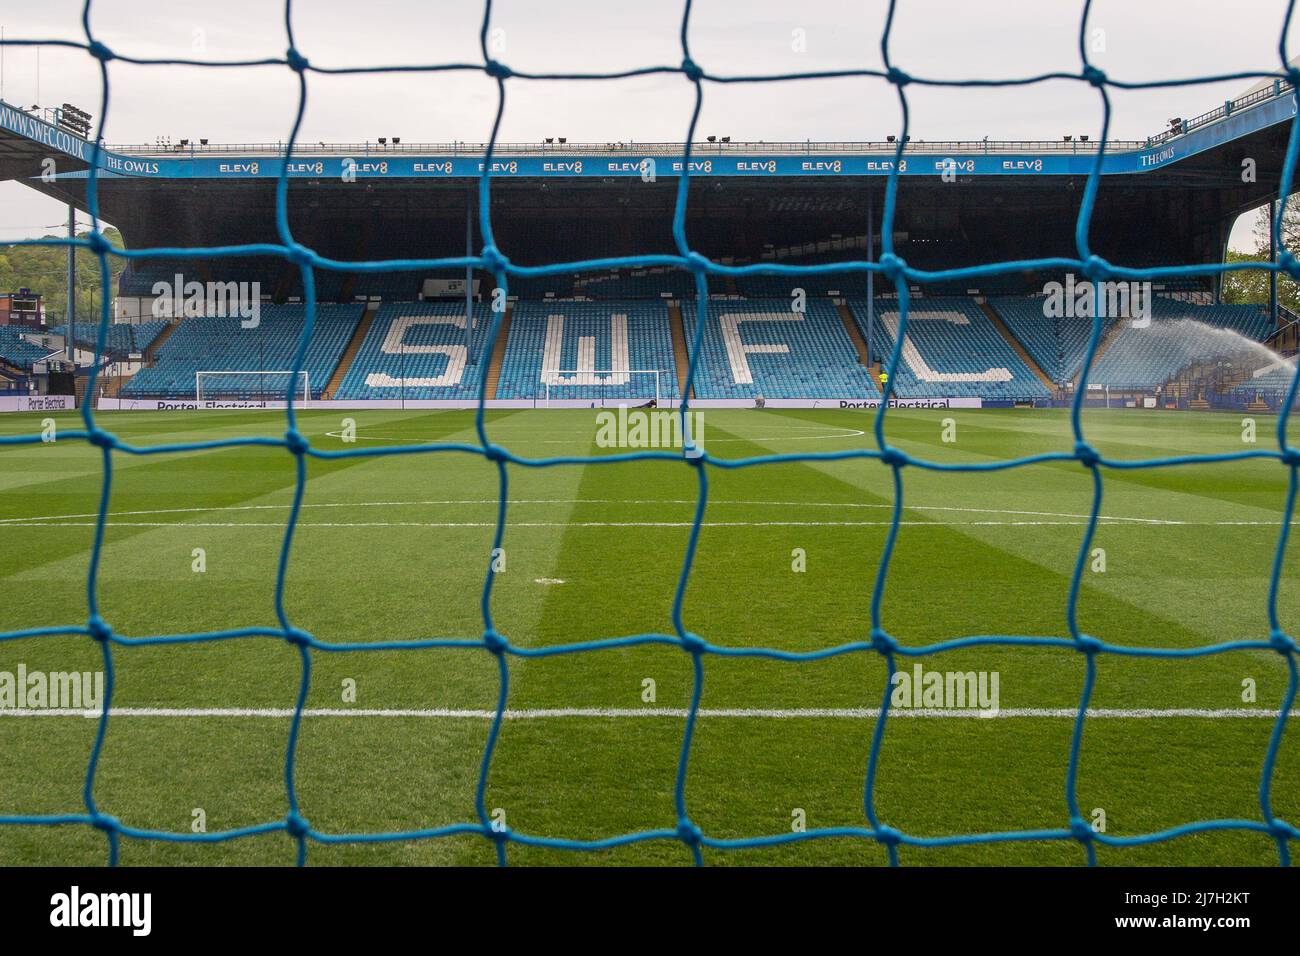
(120, 304), (361, 399)
(0, 326), (54, 369)
(496, 302), (680, 402)
(575, 269), (695, 298)
(989, 297), (1112, 384)
(680, 298), (879, 399)
(497, 274), (577, 298)
(348, 270), (435, 300)
(850, 297), (1051, 400)
(1230, 364), (1296, 401)
(1090, 302), (1271, 388)
(119, 258), (190, 296)
(119, 256), (289, 299)
(734, 271), (870, 297)
(333, 302), (494, 400)
(48, 321), (170, 358)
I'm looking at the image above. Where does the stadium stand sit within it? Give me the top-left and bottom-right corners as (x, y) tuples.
(1230, 363), (1295, 402)
(347, 270), (436, 300)
(735, 271), (869, 298)
(48, 321), (170, 358)
(496, 301), (681, 402)
(989, 297), (1111, 385)
(850, 297), (1052, 400)
(575, 269), (697, 299)
(0, 325), (54, 369)
(680, 298), (879, 399)
(120, 304), (362, 399)
(499, 273), (578, 299)
(1090, 302), (1272, 388)
(119, 256), (287, 299)
(333, 301), (494, 400)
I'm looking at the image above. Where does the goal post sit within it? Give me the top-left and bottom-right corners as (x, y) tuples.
(542, 369), (662, 408)
(195, 370), (311, 406)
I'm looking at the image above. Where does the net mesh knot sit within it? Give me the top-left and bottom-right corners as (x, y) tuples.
(878, 446), (908, 468)
(86, 428), (116, 450)
(481, 245), (510, 275)
(886, 67), (912, 87)
(870, 628), (899, 655)
(679, 632), (707, 655)
(1268, 629), (1297, 654)
(1073, 441), (1101, 468)
(284, 429), (310, 455)
(1073, 634), (1104, 655)
(482, 629), (509, 656)
(873, 824), (903, 847)
(676, 818), (703, 846)
(1069, 817), (1096, 842)
(87, 615), (113, 644)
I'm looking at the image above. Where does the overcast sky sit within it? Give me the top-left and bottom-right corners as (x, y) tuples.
(1, 0), (1296, 249)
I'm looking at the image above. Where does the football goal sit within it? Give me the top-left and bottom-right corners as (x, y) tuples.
(195, 370), (312, 406)
(541, 369), (663, 407)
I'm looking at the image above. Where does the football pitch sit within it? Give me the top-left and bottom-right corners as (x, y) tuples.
(0, 406), (1296, 866)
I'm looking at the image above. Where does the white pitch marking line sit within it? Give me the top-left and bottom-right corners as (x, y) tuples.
(0, 497), (1280, 528)
(321, 426), (869, 444)
(0, 707), (1295, 719)
(0, 520), (1293, 528)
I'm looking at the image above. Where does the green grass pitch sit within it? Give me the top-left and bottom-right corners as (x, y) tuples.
(0, 406), (1296, 866)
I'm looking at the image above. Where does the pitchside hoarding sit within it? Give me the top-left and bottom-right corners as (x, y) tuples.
(0, 395), (75, 412)
(97, 397), (983, 411)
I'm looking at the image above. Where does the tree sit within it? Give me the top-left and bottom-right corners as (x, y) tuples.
(1222, 202), (1300, 312)
(0, 227), (125, 324)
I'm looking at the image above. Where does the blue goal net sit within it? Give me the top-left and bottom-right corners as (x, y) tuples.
(0, 0), (1297, 866)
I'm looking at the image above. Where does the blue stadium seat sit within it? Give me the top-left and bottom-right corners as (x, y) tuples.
(850, 297), (1051, 400)
(0, 326), (56, 370)
(497, 301), (680, 402)
(681, 298), (879, 399)
(989, 296), (1110, 385)
(120, 304), (361, 399)
(334, 301), (492, 400)
(1089, 301), (1271, 388)
(47, 321), (171, 358)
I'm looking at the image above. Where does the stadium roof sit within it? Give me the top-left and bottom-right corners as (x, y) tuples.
(0, 74), (1295, 284)
(0, 74), (1296, 183)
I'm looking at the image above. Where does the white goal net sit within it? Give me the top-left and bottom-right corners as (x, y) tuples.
(542, 369), (662, 407)
(195, 370), (311, 406)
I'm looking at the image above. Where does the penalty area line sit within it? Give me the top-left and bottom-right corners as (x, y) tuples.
(0, 707), (1295, 719)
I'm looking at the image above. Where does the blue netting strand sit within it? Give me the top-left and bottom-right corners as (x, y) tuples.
(0, 0), (1296, 866)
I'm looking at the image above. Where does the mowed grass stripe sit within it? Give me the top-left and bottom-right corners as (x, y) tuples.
(1, 409), (1296, 867)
